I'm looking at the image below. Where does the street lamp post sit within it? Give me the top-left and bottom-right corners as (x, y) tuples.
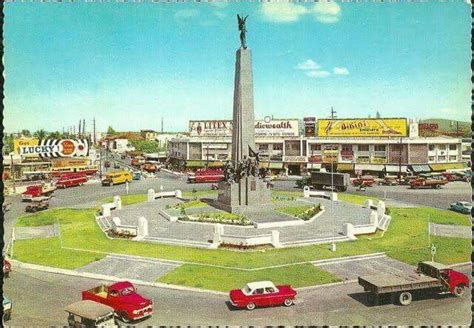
(331, 149), (336, 252)
(398, 137), (402, 180)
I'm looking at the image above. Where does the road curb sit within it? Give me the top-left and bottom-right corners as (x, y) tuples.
(311, 252), (386, 265)
(9, 259), (227, 296)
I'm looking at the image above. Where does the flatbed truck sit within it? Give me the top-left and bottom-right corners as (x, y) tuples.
(358, 261), (469, 306)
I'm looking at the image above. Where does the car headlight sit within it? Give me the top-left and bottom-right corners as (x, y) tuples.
(133, 310), (138, 314)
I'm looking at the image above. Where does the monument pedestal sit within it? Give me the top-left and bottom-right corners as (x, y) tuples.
(216, 177), (271, 214)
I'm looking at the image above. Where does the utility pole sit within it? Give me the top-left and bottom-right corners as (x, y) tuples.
(82, 119), (86, 139)
(93, 117), (96, 145)
(161, 117), (164, 133)
(78, 120), (82, 137)
(330, 107), (337, 119)
(398, 137), (402, 180)
(73, 125), (76, 136)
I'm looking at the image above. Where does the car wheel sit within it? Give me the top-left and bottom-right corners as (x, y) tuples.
(398, 291), (412, 306)
(284, 298), (294, 307)
(120, 311), (131, 323)
(246, 302), (256, 311)
(453, 285), (465, 297)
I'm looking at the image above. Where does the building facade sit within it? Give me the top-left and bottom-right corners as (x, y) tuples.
(168, 117), (467, 175)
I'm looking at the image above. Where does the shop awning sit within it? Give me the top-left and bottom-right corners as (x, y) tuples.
(186, 160), (206, 168)
(384, 165), (408, 173)
(208, 161), (224, 167)
(410, 164), (431, 173)
(354, 164), (385, 172)
(337, 163), (354, 171)
(306, 163), (322, 169)
(269, 162), (284, 169)
(430, 162), (467, 171)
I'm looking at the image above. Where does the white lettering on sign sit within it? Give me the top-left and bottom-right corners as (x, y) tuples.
(20, 145), (59, 155)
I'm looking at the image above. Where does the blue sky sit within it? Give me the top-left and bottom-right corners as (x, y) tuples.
(4, 1), (471, 133)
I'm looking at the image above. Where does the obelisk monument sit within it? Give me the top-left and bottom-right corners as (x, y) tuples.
(215, 14), (271, 214)
(231, 47), (255, 161)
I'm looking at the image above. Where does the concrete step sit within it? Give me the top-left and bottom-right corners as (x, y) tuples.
(143, 236), (212, 248)
(96, 216), (111, 231)
(280, 235), (350, 247)
(378, 215), (391, 231)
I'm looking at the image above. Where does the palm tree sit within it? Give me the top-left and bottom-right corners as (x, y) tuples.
(33, 129), (47, 140)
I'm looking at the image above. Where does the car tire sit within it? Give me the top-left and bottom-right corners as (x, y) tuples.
(398, 291), (412, 306)
(246, 302), (256, 311)
(120, 311), (131, 323)
(453, 284), (465, 297)
(284, 298), (294, 307)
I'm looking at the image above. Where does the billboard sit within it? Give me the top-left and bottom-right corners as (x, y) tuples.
(189, 119), (300, 137)
(15, 138), (90, 158)
(189, 120), (232, 137)
(318, 118), (407, 137)
(304, 117), (316, 137)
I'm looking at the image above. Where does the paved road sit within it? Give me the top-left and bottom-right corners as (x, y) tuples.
(4, 265), (471, 326)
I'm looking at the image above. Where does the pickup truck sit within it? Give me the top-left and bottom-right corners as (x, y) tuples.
(409, 177), (448, 189)
(21, 184), (56, 201)
(82, 281), (153, 323)
(358, 261), (469, 306)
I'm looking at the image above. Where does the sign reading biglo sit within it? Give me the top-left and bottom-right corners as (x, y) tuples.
(15, 138), (90, 158)
(318, 118), (407, 137)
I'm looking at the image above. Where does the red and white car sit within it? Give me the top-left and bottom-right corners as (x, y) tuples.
(229, 281), (297, 310)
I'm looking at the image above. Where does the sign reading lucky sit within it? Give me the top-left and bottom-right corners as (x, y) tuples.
(19, 139), (89, 158)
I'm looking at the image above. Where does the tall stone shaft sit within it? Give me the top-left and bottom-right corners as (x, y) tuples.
(231, 47), (255, 162)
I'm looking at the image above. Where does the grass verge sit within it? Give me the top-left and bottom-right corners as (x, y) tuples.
(157, 263), (340, 292)
(98, 194), (147, 206)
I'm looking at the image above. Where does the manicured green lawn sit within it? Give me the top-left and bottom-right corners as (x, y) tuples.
(337, 193), (379, 205)
(275, 204), (321, 220)
(12, 206), (470, 271)
(11, 237), (104, 269)
(169, 199), (207, 209)
(158, 263), (340, 292)
(182, 190), (217, 198)
(98, 194), (147, 206)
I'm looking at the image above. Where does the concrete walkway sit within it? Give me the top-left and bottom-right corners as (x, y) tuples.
(14, 224), (60, 240)
(429, 223), (471, 239)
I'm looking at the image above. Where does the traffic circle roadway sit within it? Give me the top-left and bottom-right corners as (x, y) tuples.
(4, 264), (471, 326)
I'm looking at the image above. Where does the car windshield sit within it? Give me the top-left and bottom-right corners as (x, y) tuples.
(242, 285), (252, 295)
(121, 286), (135, 295)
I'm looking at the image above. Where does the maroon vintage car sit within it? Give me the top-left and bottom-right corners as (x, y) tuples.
(229, 281), (297, 310)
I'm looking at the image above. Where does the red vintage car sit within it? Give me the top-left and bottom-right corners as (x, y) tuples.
(229, 281), (297, 310)
(352, 175), (376, 187)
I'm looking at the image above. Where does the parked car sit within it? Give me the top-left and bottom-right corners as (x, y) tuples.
(25, 198), (50, 213)
(132, 171), (142, 180)
(409, 176), (448, 189)
(3, 259), (11, 278)
(82, 281), (153, 323)
(65, 300), (116, 327)
(352, 176), (376, 187)
(450, 201), (471, 214)
(3, 296), (12, 324)
(229, 281), (297, 310)
(381, 175), (399, 186)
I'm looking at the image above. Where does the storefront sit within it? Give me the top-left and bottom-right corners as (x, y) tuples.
(354, 164), (385, 176)
(409, 164), (432, 174)
(260, 161), (285, 175)
(283, 156), (307, 176)
(429, 162), (467, 172)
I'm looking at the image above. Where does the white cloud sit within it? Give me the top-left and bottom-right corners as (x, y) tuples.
(333, 67), (349, 75)
(306, 70), (330, 78)
(261, 2), (309, 23)
(295, 59), (321, 70)
(174, 9), (199, 20)
(312, 1), (341, 24)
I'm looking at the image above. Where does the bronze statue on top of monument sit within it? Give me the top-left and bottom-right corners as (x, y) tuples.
(237, 14), (248, 49)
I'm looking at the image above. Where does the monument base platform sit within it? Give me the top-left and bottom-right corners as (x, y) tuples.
(214, 177), (271, 214)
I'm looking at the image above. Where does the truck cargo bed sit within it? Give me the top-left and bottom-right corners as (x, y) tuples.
(359, 274), (442, 294)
